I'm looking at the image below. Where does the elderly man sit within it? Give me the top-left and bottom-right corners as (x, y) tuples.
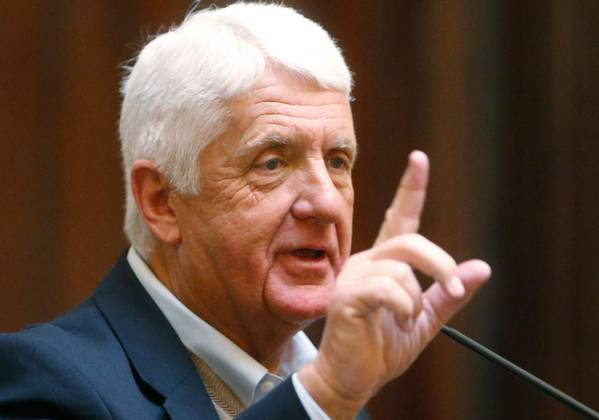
(0, 3), (490, 419)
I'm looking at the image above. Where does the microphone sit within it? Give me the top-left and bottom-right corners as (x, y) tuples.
(441, 325), (599, 419)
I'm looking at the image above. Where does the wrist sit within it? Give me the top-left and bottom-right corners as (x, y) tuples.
(298, 361), (368, 420)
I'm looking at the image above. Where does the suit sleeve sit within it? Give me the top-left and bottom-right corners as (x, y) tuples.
(0, 333), (112, 420)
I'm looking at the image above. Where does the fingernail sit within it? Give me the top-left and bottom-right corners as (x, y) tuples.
(448, 276), (465, 298)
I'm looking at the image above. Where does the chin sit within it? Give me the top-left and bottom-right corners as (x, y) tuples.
(264, 283), (333, 325)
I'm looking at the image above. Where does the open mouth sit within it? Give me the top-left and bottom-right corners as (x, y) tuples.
(291, 248), (327, 260)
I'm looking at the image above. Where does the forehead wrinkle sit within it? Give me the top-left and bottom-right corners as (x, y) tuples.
(250, 79), (342, 103)
(241, 101), (354, 132)
(239, 109), (352, 142)
(247, 112), (353, 127)
(246, 100), (351, 120)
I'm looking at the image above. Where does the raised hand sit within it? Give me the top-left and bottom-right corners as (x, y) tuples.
(299, 151), (491, 419)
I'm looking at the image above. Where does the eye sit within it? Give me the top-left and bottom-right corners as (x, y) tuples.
(260, 157), (285, 171)
(328, 155), (350, 170)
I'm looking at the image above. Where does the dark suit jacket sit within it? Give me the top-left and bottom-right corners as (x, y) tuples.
(0, 253), (310, 419)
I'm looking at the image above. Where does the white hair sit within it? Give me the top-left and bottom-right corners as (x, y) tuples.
(119, 2), (353, 257)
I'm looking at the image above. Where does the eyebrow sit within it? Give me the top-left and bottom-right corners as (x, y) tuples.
(331, 138), (359, 165)
(237, 134), (358, 164)
(236, 135), (291, 160)
(245, 134), (290, 151)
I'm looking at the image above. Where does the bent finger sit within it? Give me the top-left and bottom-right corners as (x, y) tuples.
(370, 233), (462, 298)
(362, 260), (423, 316)
(336, 275), (416, 330)
(422, 259), (491, 328)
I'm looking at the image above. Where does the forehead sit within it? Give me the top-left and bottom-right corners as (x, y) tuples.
(225, 67), (357, 151)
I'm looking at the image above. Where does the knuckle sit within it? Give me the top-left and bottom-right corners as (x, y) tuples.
(376, 275), (397, 290)
(405, 232), (424, 242)
(393, 261), (412, 279)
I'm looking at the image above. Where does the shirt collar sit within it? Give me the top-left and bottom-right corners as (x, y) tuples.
(126, 247), (317, 406)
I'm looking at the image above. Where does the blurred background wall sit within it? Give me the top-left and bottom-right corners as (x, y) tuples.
(1, 1), (597, 419)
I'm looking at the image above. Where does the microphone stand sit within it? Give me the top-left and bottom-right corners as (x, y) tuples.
(441, 326), (599, 419)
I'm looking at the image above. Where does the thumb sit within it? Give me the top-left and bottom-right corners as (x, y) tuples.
(423, 259), (491, 327)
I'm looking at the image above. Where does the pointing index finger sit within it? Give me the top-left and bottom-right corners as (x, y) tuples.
(375, 150), (430, 245)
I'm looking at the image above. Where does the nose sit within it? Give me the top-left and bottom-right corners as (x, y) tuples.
(291, 159), (347, 224)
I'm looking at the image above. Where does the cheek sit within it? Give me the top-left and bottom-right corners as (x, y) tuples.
(206, 187), (296, 261)
(207, 178), (261, 214)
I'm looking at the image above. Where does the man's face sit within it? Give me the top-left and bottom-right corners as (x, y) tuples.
(170, 67), (356, 336)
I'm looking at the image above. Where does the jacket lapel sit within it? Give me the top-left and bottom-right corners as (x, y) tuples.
(93, 253), (218, 420)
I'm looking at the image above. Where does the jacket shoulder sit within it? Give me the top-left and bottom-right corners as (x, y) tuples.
(0, 326), (113, 419)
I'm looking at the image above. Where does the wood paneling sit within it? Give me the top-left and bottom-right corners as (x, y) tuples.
(1, 1), (597, 418)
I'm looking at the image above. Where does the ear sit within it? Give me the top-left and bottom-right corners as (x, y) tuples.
(130, 159), (181, 245)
